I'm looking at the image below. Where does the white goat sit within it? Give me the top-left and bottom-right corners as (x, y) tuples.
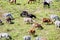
(0, 33), (12, 39)
(50, 14), (60, 22)
(23, 35), (31, 40)
(44, 0), (52, 3)
(3, 13), (14, 20)
(54, 20), (60, 28)
(24, 17), (35, 24)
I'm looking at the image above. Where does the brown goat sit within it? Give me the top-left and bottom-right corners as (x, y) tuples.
(42, 18), (53, 24)
(9, 0), (16, 4)
(28, 0), (36, 4)
(28, 29), (35, 35)
(32, 23), (43, 29)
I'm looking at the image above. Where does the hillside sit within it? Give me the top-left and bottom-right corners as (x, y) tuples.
(0, 0), (60, 40)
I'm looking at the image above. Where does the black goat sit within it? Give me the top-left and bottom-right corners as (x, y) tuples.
(20, 11), (36, 18)
(20, 11), (28, 17)
(27, 14), (36, 18)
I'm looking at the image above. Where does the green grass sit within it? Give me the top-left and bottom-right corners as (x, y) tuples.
(0, 0), (60, 40)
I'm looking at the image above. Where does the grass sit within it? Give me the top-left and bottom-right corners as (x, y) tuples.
(0, 0), (60, 40)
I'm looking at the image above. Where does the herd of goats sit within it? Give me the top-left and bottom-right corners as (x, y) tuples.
(9, 0), (52, 8)
(0, 0), (60, 40)
(0, 11), (60, 40)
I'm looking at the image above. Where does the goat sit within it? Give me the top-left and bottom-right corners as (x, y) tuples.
(42, 18), (53, 24)
(23, 35), (31, 40)
(32, 22), (43, 29)
(50, 14), (60, 22)
(3, 13), (14, 20)
(20, 11), (36, 19)
(27, 14), (36, 18)
(43, 0), (52, 8)
(20, 11), (28, 17)
(6, 17), (12, 24)
(0, 33), (12, 40)
(28, 0), (36, 4)
(9, 0), (16, 4)
(54, 20), (60, 28)
(24, 17), (35, 24)
(28, 29), (35, 35)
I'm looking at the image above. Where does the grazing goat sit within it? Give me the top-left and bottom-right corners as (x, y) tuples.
(20, 11), (36, 18)
(50, 14), (60, 22)
(24, 17), (35, 24)
(9, 0), (16, 4)
(0, 33), (12, 40)
(6, 17), (12, 24)
(28, 29), (35, 35)
(32, 22), (43, 29)
(27, 14), (36, 18)
(28, 0), (36, 4)
(43, 0), (52, 8)
(20, 11), (28, 17)
(23, 35), (31, 40)
(54, 20), (60, 28)
(42, 18), (53, 24)
(3, 13), (14, 20)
